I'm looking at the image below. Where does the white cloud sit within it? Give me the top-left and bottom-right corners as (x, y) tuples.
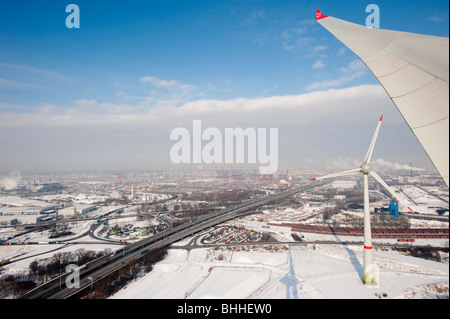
(281, 28), (312, 50)
(0, 62), (71, 81)
(0, 84), (389, 129)
(428, 16), (444, 22)
(337, 48), (346, 56)
(0, 77), (47, 89)
(1, 84), (428, 172)
(141, 75), (196, 90)
(312, 45), (327, 52)
(140, 75), (198, 98)
(141, 76), (179, 88)
(74, 99), (98, 107)
(242, 10), (265, 26)
(306, 59), (366, 90)
(312, 60), (325, 69)
(0, 102), (28, 111)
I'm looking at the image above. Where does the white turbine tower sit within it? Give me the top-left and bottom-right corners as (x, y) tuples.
(310, 116), (408, 286)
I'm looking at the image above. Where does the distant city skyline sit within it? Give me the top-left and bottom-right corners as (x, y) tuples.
(0, 1), (448, 173)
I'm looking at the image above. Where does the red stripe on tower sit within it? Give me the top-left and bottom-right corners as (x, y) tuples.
(364, 246), (373, 250)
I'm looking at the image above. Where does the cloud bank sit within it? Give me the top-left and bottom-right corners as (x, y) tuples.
(0, 84), (429, 171)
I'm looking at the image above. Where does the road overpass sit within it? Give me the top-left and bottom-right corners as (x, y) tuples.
(20, 185), (314, 299)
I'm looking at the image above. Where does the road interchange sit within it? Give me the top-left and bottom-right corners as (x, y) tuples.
(19, 186), (309, 299)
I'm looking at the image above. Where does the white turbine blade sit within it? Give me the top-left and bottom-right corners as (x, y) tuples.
(316, 9), (449, 188)
(369, 170), (398, 200)
(364, 115), (383, 164)
(369, 171), (416, 213)
(311, 168), (361, 181)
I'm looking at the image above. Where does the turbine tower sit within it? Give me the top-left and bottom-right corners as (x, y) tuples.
(311, 115), (405, 286)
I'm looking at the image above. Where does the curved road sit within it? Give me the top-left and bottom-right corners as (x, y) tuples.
(20, 186), (312, 299)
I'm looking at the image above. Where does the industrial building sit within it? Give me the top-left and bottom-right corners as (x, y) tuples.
(57, 204), (97, 218)
(0, 196), (58, 215)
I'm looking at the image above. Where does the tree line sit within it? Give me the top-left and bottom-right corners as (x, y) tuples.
(0, 248), (110, 298)
(81, 246), (167, 299)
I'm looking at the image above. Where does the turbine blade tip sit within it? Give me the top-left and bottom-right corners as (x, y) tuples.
(315, 9), (329, 20)
(310, 178), (317, 181)
(379, 115), (383, 122)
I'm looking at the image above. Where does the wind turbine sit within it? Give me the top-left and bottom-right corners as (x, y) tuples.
(310, 115), (408, 286)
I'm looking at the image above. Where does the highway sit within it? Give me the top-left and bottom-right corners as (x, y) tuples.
(19, 185), (310, 299)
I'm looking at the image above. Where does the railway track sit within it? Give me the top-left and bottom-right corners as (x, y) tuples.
(270, 223), (449, 239)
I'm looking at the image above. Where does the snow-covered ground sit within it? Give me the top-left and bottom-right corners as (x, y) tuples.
(1, 242), (113, 276)
(109, 206), (449, 299)
(393, 185), (449, 215)
(110, 243), (449, 299)
(1, 191), (448, 299)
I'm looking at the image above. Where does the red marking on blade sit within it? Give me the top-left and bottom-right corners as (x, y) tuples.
(379, 115), (383, 122)
(315, 9), (329, 20)
(364, 246), (373, 250)
(408, 206), (413, 212)
(310, 178), (316, 181)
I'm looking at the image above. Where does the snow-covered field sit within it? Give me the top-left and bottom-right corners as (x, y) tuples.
(110, 243), (449, 299)
(393, 185), (449, 215)
(108, 199), (449, 300)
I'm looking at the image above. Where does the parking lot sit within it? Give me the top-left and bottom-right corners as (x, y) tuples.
(201, 226), (262, 244)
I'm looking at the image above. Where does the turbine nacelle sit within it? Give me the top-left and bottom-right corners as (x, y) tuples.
(360, 163), (371, 174)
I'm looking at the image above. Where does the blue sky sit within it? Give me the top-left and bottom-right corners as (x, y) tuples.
(0, 0), (448, 172)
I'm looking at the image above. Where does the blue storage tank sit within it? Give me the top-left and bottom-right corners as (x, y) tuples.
(389, 202), (399, 218)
